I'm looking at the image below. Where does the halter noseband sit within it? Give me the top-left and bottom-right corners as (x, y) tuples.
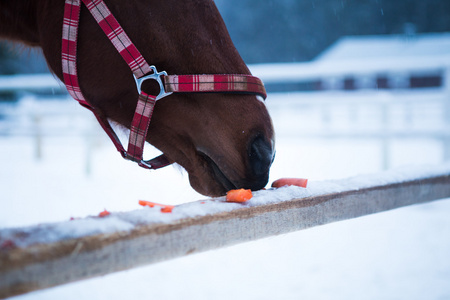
(62, 0), (267, 170)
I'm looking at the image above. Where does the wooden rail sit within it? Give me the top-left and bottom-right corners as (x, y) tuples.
(1, 166), (450, 299)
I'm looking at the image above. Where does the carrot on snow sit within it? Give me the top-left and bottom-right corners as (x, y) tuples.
(226, 188), (253, 203)
(271, 178), (308, 188)
(139, 200), (175, 213)
(160, 206), (173, 213)
(98, 209), (111, 217)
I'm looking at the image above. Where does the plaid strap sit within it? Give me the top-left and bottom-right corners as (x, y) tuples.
(165, 74), (267, 100)
(127, 93), (155, 160)
(62, 0), (86, 106)
(126, 92), (170, 169)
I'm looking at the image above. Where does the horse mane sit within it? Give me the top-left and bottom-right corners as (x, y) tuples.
(0, 1), (40, 46)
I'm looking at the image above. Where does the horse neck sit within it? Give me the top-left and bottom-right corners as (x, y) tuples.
(0, 0), (48, 46)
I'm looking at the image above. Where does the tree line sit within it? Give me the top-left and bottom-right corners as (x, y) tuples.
(215, 0), (450, 63)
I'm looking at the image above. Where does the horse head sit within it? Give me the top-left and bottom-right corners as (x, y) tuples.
(1, 0), (275, 196)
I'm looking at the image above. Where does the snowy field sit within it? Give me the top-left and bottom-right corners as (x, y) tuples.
(1, 89), (450, 299)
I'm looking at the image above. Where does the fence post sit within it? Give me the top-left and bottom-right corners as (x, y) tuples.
(381, 95), (390, 170)
(27, 97), (43, 161)
(444, 66), (450, 162)
(32, 113), (42, 160)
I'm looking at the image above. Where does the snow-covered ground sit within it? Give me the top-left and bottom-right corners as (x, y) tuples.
(1, 89), (450, 299)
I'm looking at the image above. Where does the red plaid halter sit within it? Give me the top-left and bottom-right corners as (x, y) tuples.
(62, 0), (267, 170)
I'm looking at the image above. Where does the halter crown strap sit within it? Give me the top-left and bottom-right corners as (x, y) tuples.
(62, 0), (267, 171)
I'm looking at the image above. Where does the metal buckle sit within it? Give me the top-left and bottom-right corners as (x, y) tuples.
(134, 65), (173, 100)
(139, 160), (154, 169)
(123, 153), (152, 169)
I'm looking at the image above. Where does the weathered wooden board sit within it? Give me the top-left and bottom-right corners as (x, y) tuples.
(1, 170), (449, 299)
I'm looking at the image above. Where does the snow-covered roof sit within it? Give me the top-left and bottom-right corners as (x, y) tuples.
(316, 32), (450, 62)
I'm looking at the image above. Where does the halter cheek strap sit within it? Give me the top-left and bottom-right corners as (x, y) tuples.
(62, 0), (267, 170)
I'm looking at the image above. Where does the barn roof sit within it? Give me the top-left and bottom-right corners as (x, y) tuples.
(316, 32), (450, 62)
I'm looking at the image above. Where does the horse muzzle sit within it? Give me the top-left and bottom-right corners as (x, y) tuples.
(196, 136), (275, 196)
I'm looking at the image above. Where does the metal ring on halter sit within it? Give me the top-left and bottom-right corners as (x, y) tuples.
(133, 65), (173, 100)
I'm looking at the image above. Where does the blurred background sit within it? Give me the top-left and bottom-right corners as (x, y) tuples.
(1, 0), (450, 299)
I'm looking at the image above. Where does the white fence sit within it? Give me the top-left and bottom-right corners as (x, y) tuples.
(1, 56), (450, 171)
(0, 74), (64, 93)
(249, 60), (450, 168)
(0, 95), (105, 174)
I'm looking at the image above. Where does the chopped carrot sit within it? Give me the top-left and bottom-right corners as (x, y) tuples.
(139, 200), (175, 213)
(226, 188), (253, 203)
(271, 178), (308, 188)
(139, 200), (156, 207)
(160, 206), (173, 213)
(98, 209), (111, 217)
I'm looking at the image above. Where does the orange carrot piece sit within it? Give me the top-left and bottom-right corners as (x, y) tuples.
(139, 200), (174, 213)
(98, 209), (111, 217)
(139, 200), (156, 207)
(160, 206), (174, 213)
(271, 178), (308, 188)
(226, 188), (253, 203)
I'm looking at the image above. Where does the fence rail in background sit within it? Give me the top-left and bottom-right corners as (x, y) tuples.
(1, 166), (450, 299)
(264, 90), (450, 168)
(0, 74), (64, 93)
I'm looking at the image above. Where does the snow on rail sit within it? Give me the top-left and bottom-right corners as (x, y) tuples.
(1, 164), (450, 298)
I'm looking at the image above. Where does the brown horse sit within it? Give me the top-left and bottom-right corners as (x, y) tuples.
(0, 0), (274, 197)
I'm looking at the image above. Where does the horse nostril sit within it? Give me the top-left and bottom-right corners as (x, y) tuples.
(248, 136), (273, 176)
